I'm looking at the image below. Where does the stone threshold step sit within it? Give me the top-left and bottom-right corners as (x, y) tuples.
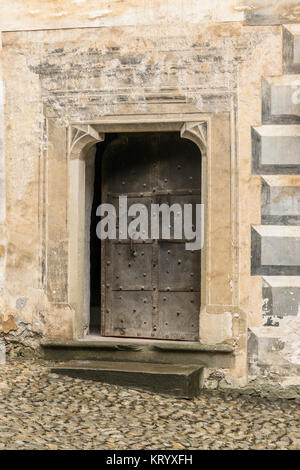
(41, 337), (234, 369)
(41, 338), (234, 369)
(42, 338), (233, 352)
(50, 361), (203, 398)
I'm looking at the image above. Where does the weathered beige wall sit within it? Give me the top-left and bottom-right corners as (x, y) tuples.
(0, 34), (5, 298)
(1, 0), (299, 388)
(0, 16), (285, 385)
(1, 0), (300, 33)
(238, 28), (282, 327)
(0, 0), (245, 31)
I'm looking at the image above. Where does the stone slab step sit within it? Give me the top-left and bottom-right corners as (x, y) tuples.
(262, 76), (300, 124)
(252, 125), (300, 174)
(41, 338), (234, 369)
(251, 225), (300, 275)
(283, 25), (300, 74)
(50, 361), (203, 398)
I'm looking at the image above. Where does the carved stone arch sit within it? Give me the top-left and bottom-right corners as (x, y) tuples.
(180, 121), (207, 155)
(68, 119), (209, 338)
(69, 124), (105, 158)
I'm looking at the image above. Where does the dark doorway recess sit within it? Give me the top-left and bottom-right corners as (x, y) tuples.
(89, 132), (201, 340)
(89, 134), (117, 332)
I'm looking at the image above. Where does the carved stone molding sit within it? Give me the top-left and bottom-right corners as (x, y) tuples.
(69, 124), (105, 158)
(180, 121), (207, 153)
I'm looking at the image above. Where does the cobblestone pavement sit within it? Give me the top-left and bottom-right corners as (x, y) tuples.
(0, 360), (299, 450)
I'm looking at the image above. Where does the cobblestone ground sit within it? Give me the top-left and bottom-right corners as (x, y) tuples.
(0, 360), (299, 450)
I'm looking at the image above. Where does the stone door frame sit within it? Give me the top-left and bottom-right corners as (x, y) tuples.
(68, 116), (209, 339)
(65, 111), (237, 344)
(42, 108), (238, 346)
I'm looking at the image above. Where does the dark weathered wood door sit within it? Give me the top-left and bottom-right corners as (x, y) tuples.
(101, 132), (201, 340)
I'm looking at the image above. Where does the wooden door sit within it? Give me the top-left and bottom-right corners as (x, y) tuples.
(101, 132), (201, 340)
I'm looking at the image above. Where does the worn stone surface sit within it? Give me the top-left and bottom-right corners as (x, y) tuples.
(0, 20), (283, 387)
(204, 367), (300, 399)
(245, 0), (300, 25)
(50, 361), (203, 398)
(0, 359), (299, 450)
(0, 0), (246, 31)
(0, 1), (299, 389)
(1, 1), (300, 33)
(248, 314), (300, 377)
(0, 314), (43, 358)
(41, 337), (234, 370)
(262, 276), (300, 317)
(200, 311), (233, 344)
(261, 176), (300, 225)
(283, 24), (300, 73)
(252, 126), (300, 174)
(262, 75), (300, 124)
(249, 16), (300, 385)
(251, 226), (300, 275)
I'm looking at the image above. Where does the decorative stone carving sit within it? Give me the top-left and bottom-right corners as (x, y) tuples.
(180, 121), (207, 153)
(69, 124), (104, 158)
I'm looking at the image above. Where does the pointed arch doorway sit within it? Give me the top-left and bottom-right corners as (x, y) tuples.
(89, 131), (202, 341)
(68, 120), (208, 341)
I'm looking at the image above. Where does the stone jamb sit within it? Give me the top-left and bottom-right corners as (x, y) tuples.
(67, 118), (209, 339)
